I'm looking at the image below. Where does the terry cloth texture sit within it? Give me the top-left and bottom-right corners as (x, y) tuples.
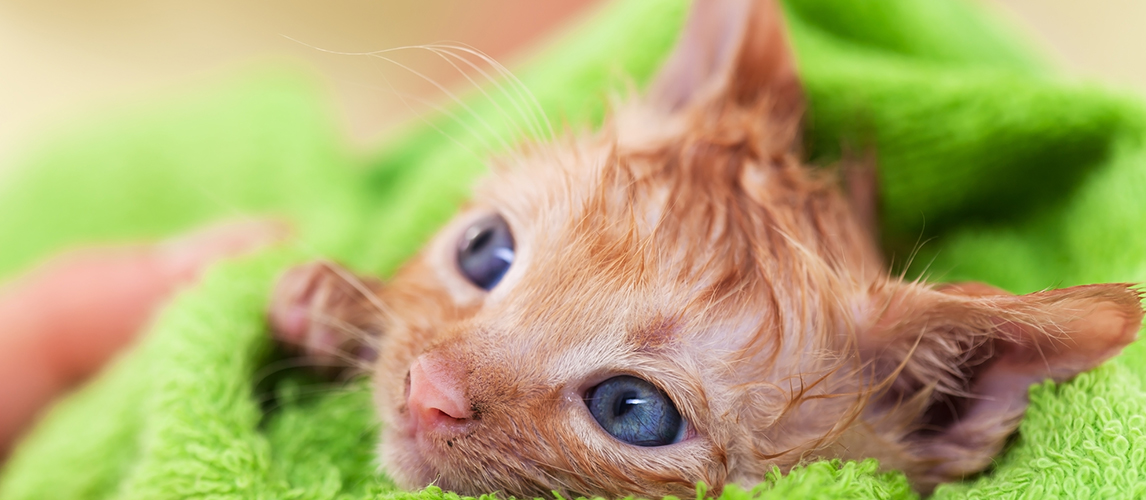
(2, 0), (1146, 498)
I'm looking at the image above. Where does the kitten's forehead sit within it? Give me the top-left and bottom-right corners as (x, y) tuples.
(477, 141), (751, 307)
(460, 146), (759, 377)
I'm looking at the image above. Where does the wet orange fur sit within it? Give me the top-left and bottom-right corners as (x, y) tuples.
(268, 0), (1145, 496)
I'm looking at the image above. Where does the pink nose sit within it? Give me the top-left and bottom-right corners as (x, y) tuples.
(406, 353), (472, 434)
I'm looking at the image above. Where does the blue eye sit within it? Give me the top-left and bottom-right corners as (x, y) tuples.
(585, 376), (686, 447)
(457, 214), (515, 290)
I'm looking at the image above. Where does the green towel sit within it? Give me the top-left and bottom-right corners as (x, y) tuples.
(2, 0), (1145, 498)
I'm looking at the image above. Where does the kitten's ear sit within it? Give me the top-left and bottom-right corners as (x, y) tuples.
(648, 0), (802, 121)
(268, 261), (383, 371)
(858, 281), (1143, 488)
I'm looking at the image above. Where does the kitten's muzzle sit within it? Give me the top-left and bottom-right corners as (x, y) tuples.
(406, 353), (473, 437)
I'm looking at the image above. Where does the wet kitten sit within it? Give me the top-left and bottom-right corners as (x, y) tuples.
(268, 0), (1145, 496)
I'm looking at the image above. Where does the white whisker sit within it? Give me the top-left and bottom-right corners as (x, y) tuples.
(319, 261), (392, 323)
(373, 72), (495, 162)
(429, 41), (554, 140)
(364, 53), (517, 153)
(280, 36), (516, 154)
(422, 45), (542, 143)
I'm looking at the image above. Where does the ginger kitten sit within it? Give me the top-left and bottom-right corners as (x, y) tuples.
(269, 0), (1144, 496)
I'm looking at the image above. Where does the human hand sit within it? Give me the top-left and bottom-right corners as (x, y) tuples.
(0, 220), (287, 456)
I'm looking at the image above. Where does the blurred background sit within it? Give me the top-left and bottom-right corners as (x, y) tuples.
(1, 0), (1144, 170)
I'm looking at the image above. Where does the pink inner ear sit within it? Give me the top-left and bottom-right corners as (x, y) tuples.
(940, 284), (1142, 425)
(995, 285), (1143, 381)
(647, 0), (744, 110)
(647, 0), (801, 117)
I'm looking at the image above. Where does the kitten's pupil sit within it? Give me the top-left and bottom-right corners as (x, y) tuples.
(456, 214), (515, 290)
(614, 392), (646, 418)
(468, 229), (492, 253)
(586, 376), (685, 447)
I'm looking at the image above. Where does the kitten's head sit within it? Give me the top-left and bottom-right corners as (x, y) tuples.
(271, 0), (1143, 496)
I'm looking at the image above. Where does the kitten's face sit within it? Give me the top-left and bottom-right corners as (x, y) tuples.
(269, 0), (1142, 496)
(371, 104), (879, 497)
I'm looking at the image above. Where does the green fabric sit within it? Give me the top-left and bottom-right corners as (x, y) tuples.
(2, 0), (1145, 498)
